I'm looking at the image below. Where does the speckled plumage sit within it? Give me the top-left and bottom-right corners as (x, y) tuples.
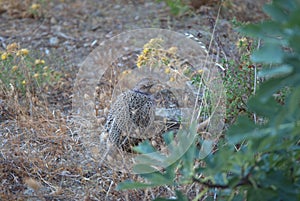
(103, 78), (157, 146)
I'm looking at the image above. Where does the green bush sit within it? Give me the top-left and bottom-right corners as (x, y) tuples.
(223, 37), (256, 124)
(156, 0), (191, 16)
(117, 0), (300, 200)
(0, 43), (60, 95)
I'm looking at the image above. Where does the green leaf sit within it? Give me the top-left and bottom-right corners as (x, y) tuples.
(255, 77), (287, 103)
(134, 152), (168, 172)
(139, 171), (174, 186)
(133, 140), (156, 154)
(180, 136), (197, 180)
(197, 139), (214, 159)
(248, 95), (280, 117)
(227, 116), (257, 144)
(246, 187), (278, 201)
(258, 65), (293, 78)
(227, 176), (242, 188)
(133, 164), (160, 174)
(263, 3), (289, 22)
(288, 7), (300, 27)
(251, 43), (284, 63)
(289, 35), (300, 54)
(117, 180), (156, 190)
(174, 190), (189, 201)
(287, 86), (300, 114)
(162, 131), (174, 145)
(276, 0), (299, 11)
(153, 190), (189, 201)
(239, 21), (284, 40)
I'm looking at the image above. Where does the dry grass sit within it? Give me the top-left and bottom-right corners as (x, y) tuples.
(0, 0), (261, 199)
(0, 0), (45, 18)
(0, 16), (220, 201)
(0, 39), (218, 200)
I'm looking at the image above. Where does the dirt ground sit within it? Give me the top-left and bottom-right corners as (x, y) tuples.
(0, 0), (268, 200)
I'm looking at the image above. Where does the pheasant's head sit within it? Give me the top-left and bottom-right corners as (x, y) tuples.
(133, 77), (159, 94)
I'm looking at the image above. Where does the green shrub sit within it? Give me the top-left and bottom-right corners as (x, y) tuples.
(223, 37), (256, 124)
(0, 43), (61, 96)
(156, 0), (191, 16)
(117, 0), (300, 200)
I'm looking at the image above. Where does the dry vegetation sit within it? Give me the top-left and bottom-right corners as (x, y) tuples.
(0, 0), (267, 200)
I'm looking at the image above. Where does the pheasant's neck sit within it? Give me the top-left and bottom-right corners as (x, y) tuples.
(132, 89), (150, 95)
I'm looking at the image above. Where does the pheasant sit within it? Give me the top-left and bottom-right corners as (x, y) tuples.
(103, 77), (158, 146)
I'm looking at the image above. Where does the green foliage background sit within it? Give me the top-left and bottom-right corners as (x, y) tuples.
(118, 0), (300, 200)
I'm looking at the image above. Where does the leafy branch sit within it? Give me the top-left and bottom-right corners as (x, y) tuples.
(118, 0), (300, 200)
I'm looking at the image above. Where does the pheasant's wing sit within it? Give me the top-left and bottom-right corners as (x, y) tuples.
(104, 92), (132, 145)
(132, 98), (155, 128)
(107, 118), (122, 144)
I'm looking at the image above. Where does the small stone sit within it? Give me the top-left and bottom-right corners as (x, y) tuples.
(49, 37), (59, 46)
(50, 17), (57, 24)
(151, 140), (157, 147)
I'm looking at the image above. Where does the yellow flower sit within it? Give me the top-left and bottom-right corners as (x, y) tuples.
(143, 48), (150, 55)
(31, 3), (40, 10)
(1, 52), (8, 60)
(53, 71), (60, 77)
(17, 48), (29, 56)
(6, 43), (19, 52)
(35, 59), (45, 65)
(144, 38), (164, 49)
(161, 57), (169, 65)
(198, 69), (204, 74)
(43, 66), (49, 71)
(12, 66), (18, 72)
(236, 37), (248, 48)
(164, 68), (170, 74)
(138, 55), (145, 61)
(137, 62), (141, 68)
(33, 73), (39, 78)
(169, 77), (175, 82)
(122, 70), (131, 75)
(168, 46), (178, 54)
(20, 49), (29, 55)
(137, 55), (147, 68)
(22, 80), (26, 85)
(42, 72), (48, 77)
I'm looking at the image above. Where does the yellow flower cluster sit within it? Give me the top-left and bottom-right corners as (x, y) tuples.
(33, 73), (39, 78)
(236, 37), (248, 49)
(12, 66), (18, 72)
(143, 48), (150, 55)
(167, 46), (177, 54)
(143, 38), (164, 49)
(0, 42), (61, 93)
(1, 43), (30, 60)
(136, 38), (204, 84)
(35, 59), (45, 65)
(30, 3), (41, 10)
(6, 43), (19, 52)
(1, 52), (8, 60)
(169, 77), (175, 82)
(16, 49), (29, 56)
(198, 69), (204, 74)
(164, 68), (170, 74)
(136, 38), (180, 69)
